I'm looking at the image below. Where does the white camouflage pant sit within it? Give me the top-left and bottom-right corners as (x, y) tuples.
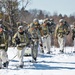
(42, 35), (51, 53)
(17, 47), (26, 65)
(0, 49), (8, 68)
(58, 36), (66, 51)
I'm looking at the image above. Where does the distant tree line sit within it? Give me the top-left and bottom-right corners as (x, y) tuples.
(0, 0), (75, 31)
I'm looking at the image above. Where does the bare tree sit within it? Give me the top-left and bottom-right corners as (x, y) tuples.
(21, 0), (31, 9)
(0, 0), (31, 29)
(19, 0), (31, 22)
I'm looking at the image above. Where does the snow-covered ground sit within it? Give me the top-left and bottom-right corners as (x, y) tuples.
(0, 46), (75, 75)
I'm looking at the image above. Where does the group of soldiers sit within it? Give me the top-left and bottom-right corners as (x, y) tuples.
(0, 18), (75, 69)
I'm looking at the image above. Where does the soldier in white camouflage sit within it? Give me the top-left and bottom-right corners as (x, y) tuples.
(12, 25), (30, 68)
(28, 18), (42, 62)
(0, 24), (9, 69)
(55, 19), (70, 53)
(42, 18), (56, 53)
(41, 19), (51, 54)
(71, 22), (75, 53)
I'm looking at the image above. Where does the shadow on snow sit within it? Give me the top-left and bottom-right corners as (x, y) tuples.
(22, 63), (75, 70)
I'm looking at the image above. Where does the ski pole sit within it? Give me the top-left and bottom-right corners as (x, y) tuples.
(9, 54), (17, 61)
(64, 37), (66, 53)
(53, 39), (56, 51)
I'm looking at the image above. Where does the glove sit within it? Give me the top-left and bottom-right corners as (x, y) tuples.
(66, 31), (70, 35)
(72, 36), (74, 40)
(15, 37), (20, 44)
(40, 43), (43, 47)
(29, 37), (31, 40)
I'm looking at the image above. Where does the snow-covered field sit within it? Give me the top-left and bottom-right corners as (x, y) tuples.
(0, 46), (75, 75)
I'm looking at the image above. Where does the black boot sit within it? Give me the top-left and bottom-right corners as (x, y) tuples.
(3, 61), (9, 68)
(34, 57), (36, 61)
(19, 64), (23, 68)
(31, 57), (37, 63)
(60, 50), (64, 53)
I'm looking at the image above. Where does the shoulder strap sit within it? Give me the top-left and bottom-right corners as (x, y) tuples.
(17, 31), (27, 42)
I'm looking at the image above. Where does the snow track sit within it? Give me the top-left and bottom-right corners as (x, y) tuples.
(0, 47), (75, 75)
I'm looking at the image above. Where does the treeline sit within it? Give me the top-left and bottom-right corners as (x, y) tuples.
(2, 8), (75, 30)
(0, 0), (75, 30)
(21, 9), (75, 25)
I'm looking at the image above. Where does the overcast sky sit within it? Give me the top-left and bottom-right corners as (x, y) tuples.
(25, 0), (75, 16)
